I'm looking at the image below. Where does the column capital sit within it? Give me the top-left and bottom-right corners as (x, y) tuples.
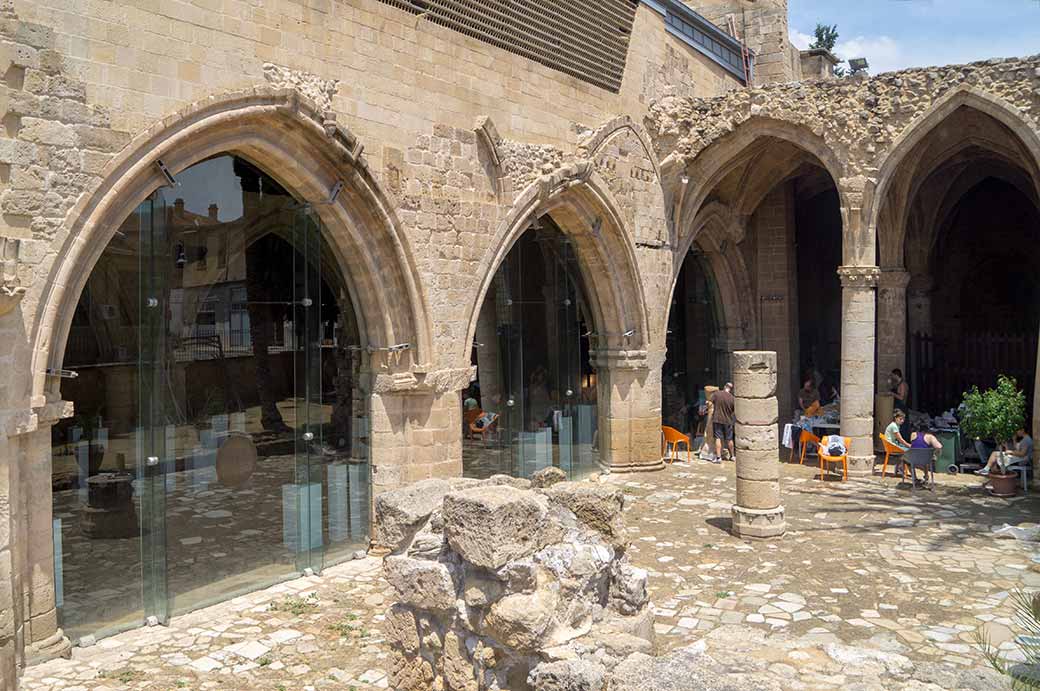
(878, 268), (911, 290)
(837, 265), (880, 289)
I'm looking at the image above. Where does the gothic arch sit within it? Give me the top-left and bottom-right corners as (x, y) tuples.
(578, 115), (661, 181)
(869, 86), (1040, 250)
(461, 163), (650, 369)
(666, 201), (753, 350)
(676, 117), (847, 260)
(31, 87), (432, 403)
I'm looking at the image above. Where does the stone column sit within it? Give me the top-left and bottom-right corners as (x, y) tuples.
(876, 269), (910, 382)
(367, 366), (470, 552)
(592, 350), (665, 473)
(907, 276), (934, 338)
(731, 351), (785, 539)
(838, 266), (880, 477)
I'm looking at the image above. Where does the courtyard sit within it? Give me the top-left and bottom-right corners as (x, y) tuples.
(22, 459), (1038, 690)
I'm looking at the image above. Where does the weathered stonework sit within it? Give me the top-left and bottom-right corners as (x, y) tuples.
(378, 478), (653, 690)
(0, 0), (1038, 680)
(731, 351), (785, 539)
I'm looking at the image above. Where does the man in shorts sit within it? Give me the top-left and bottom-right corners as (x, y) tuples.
(711, 382), (736, 463)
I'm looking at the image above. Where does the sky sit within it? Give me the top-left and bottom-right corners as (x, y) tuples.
(788, 0), (1040, 75)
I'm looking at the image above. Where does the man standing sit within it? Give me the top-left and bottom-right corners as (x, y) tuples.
(712, 382), (736, 463)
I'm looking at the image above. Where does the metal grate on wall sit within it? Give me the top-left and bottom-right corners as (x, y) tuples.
(379, 0), (639, 93)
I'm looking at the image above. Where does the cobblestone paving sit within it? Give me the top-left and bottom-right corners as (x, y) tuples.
(25, 460), (1040, 689)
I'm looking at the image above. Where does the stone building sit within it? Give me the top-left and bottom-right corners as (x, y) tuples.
(0, 0), (1038, 684)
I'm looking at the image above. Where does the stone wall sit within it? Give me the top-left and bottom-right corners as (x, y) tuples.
(376, 470), (654, 690)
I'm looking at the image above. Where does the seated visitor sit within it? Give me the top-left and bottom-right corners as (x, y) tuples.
(907, 424), (943, 485)
(797, 377), (820, 412)
(885, 411), (911, 451)
(979, 428), (1033, 476)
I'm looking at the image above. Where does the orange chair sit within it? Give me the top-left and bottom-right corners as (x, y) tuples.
(818, 435), (851, 481)
(878, 433), (908, 480)
(789, 429), (821, 465)
(661, 426), (691, 464)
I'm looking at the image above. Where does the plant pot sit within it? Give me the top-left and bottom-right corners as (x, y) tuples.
(989, 471), (1019, 497)
(87, 443), (106, 476)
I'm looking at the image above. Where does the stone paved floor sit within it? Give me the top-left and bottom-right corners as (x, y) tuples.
(24, 459), (1040, 690)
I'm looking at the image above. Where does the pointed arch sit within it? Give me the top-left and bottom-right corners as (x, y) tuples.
(31, 87), (432, 403)
(675, 117), (847, 259)
(665, 201), (753, 350)
(868, 86), (1040, 241)
(460, 162), (650, 369)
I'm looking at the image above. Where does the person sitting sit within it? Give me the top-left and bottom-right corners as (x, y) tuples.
(979, 428), (1033, 476)
(907, 423), (943, 485)
(798, 377), (820, 412)
(886, 411), (911, 451)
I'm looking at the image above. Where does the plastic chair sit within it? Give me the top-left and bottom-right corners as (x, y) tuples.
(878, 433), (907, 480)
(819, 435), (851, 481)
(790, 429), (821, 465)
(903, 447), (936, 492)
(661, 426), (691, 464)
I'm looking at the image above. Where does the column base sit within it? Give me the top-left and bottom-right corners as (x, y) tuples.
(847, 454), (876, 478)
(25, 629), (72, 666)
(731, 505), (786, 539)
(604, 460), (666, 474)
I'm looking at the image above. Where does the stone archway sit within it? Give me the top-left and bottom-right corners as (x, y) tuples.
(16, 88), (436, 658)
(463, 163), (658, 473)
(871, 89), (1040, 475)
(32, 88), (433, 408)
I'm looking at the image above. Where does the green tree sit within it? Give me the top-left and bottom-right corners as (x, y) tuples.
(809, 23), (840, 52)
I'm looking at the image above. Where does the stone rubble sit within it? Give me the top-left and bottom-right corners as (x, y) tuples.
(378, 477), (653, 691)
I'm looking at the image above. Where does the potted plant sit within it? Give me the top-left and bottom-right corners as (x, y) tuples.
(960, 375), (1027, 497)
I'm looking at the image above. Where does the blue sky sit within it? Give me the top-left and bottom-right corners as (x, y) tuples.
(788, 0), (1040, 74)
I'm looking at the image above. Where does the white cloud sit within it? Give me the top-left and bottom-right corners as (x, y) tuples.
(834, 35), (902, 74)
(789, 29), (813, 51)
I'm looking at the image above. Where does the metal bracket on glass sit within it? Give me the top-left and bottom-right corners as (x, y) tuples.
(344, 343), (411, 353)
(147, 298), (159, 308)
(302, 432), (314, 441)
(44, 368), (79, 379)
(146, 456), (160, 467)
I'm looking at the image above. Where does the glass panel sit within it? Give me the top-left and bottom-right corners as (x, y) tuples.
(153, 157), (303, 616)
(54, 153), (371, 642)
(463, 219), (600, 480)
(52, 197), (152, 641)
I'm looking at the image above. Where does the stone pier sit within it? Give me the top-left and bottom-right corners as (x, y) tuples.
(731, 351), (785, 539)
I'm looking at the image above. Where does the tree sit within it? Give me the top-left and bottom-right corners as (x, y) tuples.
(809, 23), (839, 52)
(809, 23), (848, 77)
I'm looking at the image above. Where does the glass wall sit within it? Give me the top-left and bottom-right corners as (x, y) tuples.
(52, 155), (370, 642)
(463, 220), (599, 480)
(663, 251), (722, 437)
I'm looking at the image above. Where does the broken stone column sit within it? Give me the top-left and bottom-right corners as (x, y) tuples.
(377, 475), (653, 690)
(731, 351), (785, 539)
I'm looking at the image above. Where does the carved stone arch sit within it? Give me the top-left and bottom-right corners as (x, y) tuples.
(461, 163), (650, 370)
(665, 201), (753, 350)
(31, 87), (432, 404)
(869, 86), (1040, 245)
(678, 117), (847, 232)
(578, 115), (662, 181)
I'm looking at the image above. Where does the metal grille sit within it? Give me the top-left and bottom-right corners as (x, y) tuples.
(380, 0), (638, 93)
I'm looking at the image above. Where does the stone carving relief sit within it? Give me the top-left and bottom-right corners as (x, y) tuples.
(0, 237), (26, 316)
(262, 63), (339, 114)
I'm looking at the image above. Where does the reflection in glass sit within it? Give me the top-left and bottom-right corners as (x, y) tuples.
(52, 155), (369, 642)
(463, 219), (599, 480)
